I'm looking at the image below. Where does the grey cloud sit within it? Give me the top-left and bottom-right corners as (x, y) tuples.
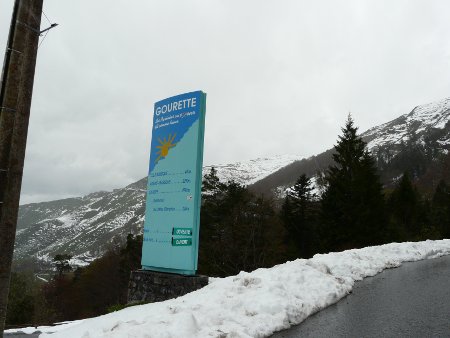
(0, 0), (449, 204)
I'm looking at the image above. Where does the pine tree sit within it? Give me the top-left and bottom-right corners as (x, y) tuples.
(5, 272), (36, 327)
(213, 180), (252, 274)
(431, 180), (450, 238)
(281, 174), (317, 258)
(321, 115), (386, 251)
(387, 172), (421, 240)
(199, 179), (285, 276)
(199, 167), (226, 273)
(202, 167), (225, 196)
(288, 175), (315, 218)
(53, 254), (73, 277)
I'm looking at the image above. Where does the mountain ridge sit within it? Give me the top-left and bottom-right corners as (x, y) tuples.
(14, 156), (303, 267)
(14, 97), (450, 268)
(251, 97), (450, 196)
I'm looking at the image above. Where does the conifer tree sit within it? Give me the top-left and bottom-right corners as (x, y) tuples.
(387, 172), (421, 240)
(431, 180), (450, 238)
(53, 254), (73, 277)
(288, 174), (315, 218)
(281, 174), (317, 257)
(200, 167), (225, 234)
(199, 178), (284, 276)
(202, 166), (225, 196)
(321, 115), (386, 250)
(199, 167), (224, 274)
(5, 272), (36, 327)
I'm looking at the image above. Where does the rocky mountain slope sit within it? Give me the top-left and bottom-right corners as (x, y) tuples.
(14, 155), (302, 266)
(203, 155), (302, 185)
(252, 97), (450, 196)
(14, 97), (450, 268)
(364, 97), (450, 153)
(15, 179), (147, 267)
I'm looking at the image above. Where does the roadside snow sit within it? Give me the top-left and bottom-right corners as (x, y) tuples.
(10, 239), (450, 338)
(5, 320), (83, 335)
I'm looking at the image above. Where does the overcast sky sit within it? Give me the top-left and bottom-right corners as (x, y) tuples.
(1, 0), (450, 204)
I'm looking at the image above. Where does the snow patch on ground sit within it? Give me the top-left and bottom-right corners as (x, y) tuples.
(56, 214), (76, 228)
(16, 239), (448, 338)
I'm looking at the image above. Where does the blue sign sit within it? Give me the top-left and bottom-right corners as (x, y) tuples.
(141, 91), (206, 275)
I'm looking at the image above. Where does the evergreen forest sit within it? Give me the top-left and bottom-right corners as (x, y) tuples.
(5, 116), (450, 328)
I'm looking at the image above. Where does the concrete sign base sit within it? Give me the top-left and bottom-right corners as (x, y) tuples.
(127, 270), (208, 304)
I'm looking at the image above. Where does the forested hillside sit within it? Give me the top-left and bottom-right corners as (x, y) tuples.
(6, 115), (450, 329)
(252, 97), (450, 197)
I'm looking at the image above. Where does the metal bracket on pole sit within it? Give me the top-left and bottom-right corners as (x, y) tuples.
(40, 23), (58, 35)
(16, 21), (58, 36)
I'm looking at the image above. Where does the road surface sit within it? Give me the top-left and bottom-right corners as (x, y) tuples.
(272, 254), (450, 337)
(3, 332), (40, 337)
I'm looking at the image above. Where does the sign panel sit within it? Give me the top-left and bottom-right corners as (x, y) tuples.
(141, 91), (206, 275)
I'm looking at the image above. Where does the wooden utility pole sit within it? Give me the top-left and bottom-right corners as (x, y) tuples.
(0, 0), (43, 334)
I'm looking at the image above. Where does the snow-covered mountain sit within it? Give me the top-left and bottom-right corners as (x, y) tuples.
(203, 154), (302, 185)
(363, 97), (450, 153)
(15, 179), (147, 267)
(14, 97), (450, 268)
(252, 97), (450, 197)
(14, 155), (303, 267)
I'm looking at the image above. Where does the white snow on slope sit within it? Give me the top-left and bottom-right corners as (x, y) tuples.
(30, 239), (450, 338)
(16, 155), (303, 266)
(408, 97), (450, 130)
(6, 321), (84, 335)
(363, 97), (450, 152)
(204, 154), (303, 186)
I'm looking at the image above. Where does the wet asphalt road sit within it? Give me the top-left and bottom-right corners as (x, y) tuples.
(272, 254), (450, 338)
(3, 332), (40, 338)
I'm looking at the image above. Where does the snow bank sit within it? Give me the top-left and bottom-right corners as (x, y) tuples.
(25, 239), (450, 337)
(5, 320), (83, 335)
